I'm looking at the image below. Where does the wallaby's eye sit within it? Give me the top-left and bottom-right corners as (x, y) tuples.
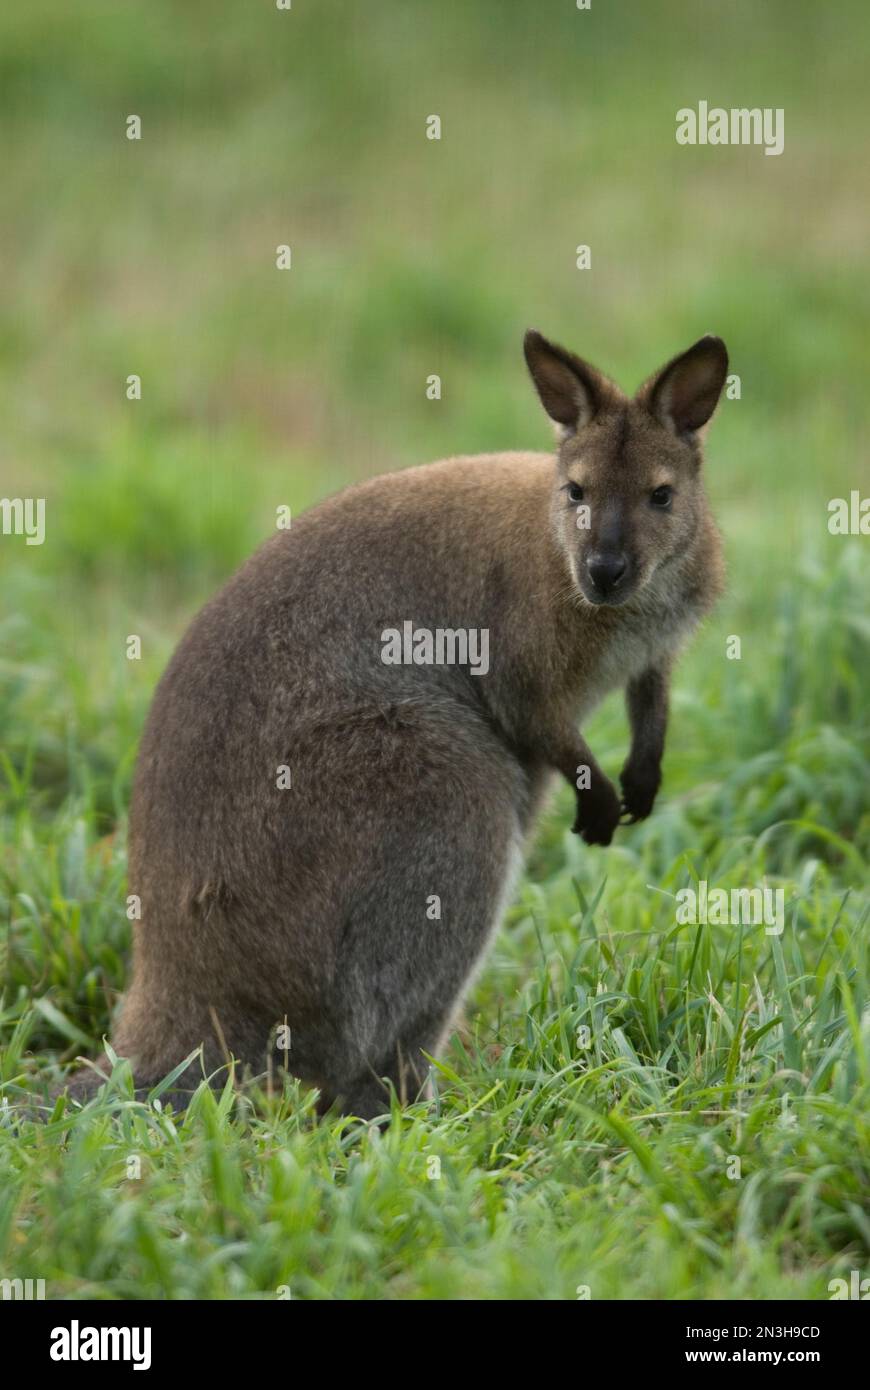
(567, 482), (585, 505)
(650, 485), (673, 509)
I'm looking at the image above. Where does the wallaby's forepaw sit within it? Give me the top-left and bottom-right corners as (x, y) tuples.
(619, 760), (661, 824)
(572, 777), (621, 846)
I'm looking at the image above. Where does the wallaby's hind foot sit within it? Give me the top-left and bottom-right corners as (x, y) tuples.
(316, 1025), (440, 1122)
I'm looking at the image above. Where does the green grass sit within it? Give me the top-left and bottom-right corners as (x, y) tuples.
(1, 0), (868, 1299)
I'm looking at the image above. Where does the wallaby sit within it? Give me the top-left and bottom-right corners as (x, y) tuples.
(61, 330), (727, 1120)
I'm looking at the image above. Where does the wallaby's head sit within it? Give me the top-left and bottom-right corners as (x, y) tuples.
(524, 330), (728, 607)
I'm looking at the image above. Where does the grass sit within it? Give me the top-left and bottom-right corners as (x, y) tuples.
(0, 0), (868, 1299)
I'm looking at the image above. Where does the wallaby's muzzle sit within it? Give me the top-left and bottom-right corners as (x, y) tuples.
(583, 548), (630, 603)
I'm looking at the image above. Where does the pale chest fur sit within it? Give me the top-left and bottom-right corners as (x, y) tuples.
(574, 588), (702, 721)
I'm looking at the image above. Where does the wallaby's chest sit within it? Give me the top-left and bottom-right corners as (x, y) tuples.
(575, 594), (698, 717)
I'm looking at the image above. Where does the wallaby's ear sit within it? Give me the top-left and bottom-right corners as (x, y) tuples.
(523, 330), (609, 434)
(641, 335), (729, 435)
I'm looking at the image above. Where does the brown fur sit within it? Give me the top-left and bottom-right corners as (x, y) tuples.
(62, 331), (727, 1119)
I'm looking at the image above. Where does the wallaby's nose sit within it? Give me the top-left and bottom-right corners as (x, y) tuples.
(586, 551), (627, 595)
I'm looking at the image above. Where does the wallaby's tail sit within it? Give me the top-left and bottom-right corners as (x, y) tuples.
(51, 1063), (111, 1107)
(50, 1058), (224, 1115)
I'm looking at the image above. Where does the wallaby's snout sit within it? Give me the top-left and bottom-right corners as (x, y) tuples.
(585, 546), (629, 602)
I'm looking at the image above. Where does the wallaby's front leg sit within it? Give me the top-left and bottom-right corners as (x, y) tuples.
(540, 725), (621, 847)
(620, 665), (670, 823)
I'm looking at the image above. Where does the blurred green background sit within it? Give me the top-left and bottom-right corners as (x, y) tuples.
(2, 0), (868, 1065)
(0, 0), (868, 1300)
(2, 0), (867, 840)
(1, 0), (867, 797)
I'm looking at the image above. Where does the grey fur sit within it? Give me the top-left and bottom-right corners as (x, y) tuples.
(63, 332), (727, 1119)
